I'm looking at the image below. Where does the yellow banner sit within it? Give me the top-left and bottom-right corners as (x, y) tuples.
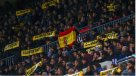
(16, 9), (31, 16)
(100, 67), (118, 76)
(105, 32), (118, 40)
(70, 71), (84, 76)
(97, 32), (118, 41)
(100, 67), (122, 76)
(107, 3), (116, 12)
(42, 0), (60, 10)
(83, 40), (98, 48)
(26, 61), (42, 76)
(4, 41), (19, 51)
(21, 47), (43, 56)
(32, 31), (55, 41)
(58, 31), (76, 48)
(86, 45), (102, 53)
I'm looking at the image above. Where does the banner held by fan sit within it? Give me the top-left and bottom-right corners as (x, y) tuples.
(16, 9), (32, 16)
(83, 40), (98, 48)
(42, 0), (60, 10)
(4, 41), (19, 52)
(97, 32), (118, 41)
(100, 67), (121, 76)
(32, 31), (55, 41)
(58, 26), (76, 48)
(21, 47), (43, 56)
(26, 61), (43, 76)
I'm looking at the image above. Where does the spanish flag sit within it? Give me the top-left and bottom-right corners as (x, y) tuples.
(58, 26), (76, 48)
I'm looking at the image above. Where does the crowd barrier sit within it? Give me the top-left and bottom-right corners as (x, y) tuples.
(0, 14), (134, 66)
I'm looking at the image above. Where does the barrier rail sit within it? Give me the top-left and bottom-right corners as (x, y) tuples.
(91, 14), (134, 34)
(0, 55), (14, 66)
(42, 41), (58, 54)
(117, 54), (135, 64)
(0, 14), (134, 66)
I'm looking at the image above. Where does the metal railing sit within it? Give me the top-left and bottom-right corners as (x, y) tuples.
(0, 14), (134, 66)
(42, 41), (58, 54)
(0, 55), (14, 66)
(91, 14), (134, 34)
(117, 54), (135, 64)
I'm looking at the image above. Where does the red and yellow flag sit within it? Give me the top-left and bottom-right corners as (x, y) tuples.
(58, 26), (76, 48)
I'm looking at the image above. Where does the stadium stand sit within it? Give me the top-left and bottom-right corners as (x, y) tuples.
(0, 0), (135, 75)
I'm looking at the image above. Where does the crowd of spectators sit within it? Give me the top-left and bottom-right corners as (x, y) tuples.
(0, 19), (135, 75)
(0, 0), (135, 75)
